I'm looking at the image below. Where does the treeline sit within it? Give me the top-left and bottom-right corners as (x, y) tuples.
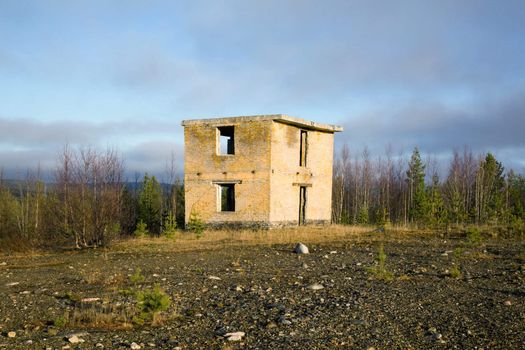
(332, 145), (525, 230)
(1, 144), (524, 251)
(0, 146), (183, 250)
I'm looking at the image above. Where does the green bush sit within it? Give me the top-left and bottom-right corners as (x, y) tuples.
(134, 220), (149, 237)
(53, 314), (67, 328)
(367, 243), (393, 281)
(130, 267), (145, 285)
(449, 265), (462, 279)
(162, 213), (177, 239)
(135, 284), (171, 323)
(187, 210), (205, 238)
(466, 227), (483, 245)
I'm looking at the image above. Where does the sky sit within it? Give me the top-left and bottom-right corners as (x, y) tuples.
(1, 0), (524, 180)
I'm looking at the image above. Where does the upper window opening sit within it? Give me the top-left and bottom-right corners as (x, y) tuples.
(299, 130), (308, 166)
(218, 126), (235, 155)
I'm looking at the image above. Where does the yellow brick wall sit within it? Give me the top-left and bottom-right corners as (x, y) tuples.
(269, 122), (334, 225)
(184, 118), (335, 227)
(184, 120), (272, 225)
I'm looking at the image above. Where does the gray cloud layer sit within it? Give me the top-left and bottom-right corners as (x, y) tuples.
(0, 0), (524, 176)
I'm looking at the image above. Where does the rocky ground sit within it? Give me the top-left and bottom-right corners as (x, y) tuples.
(0, 233), (524, 349)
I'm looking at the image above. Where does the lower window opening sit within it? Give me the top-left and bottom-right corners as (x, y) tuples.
(219, 184), (235, 212)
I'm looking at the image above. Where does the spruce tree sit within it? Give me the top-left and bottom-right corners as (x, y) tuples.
(428, 174), (446, 227)
(138, 174), (163, 235)
(406, 147), (429, 224)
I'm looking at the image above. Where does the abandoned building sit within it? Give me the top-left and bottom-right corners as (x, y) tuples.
(181, 115), (343, 228)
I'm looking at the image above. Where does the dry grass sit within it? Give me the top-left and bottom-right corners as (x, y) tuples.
(114, 225), (369, 253)
(113, 225), (434, 254)
(67, 303), (134, 330)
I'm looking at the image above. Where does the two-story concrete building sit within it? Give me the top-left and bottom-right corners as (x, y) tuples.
(181, 115), (342, 228)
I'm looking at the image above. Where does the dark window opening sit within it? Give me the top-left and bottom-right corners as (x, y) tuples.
(219, 184), (235, 212)
(218, 126), (235, 155)
(299, 130), (308, 166)
(299, 186), (307, 225)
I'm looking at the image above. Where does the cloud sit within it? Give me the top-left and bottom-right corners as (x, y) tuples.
(1, 0), (525, 176)
(0, 117), (185, 178)
(337, 88), (525, 172)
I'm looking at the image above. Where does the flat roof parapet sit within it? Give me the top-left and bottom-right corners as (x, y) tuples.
(181, 114), (343, 133)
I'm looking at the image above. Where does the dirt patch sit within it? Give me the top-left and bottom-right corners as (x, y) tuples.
(0, 232), (524, 349)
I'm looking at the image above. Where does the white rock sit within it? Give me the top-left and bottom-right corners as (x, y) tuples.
(7, 331), (16, 338)
(504, 300), (512, 306)
(81, 297), (101, 302)
(294, 243), (309, 254)
(208, 276), (221, 280)
(224, 331), (245, 341)
(6, 282), (19, 287)
(68, 335), (83, 344)
(130, 342), (141, 349)
(0, 262), (6, 266)
(307, 283), (324, 290)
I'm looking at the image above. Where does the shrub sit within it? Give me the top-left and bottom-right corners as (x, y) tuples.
(466, 227), (483, 245)
(367, 243), (393, 281)
(162, 213), (177, 239)
(135, 285), (171, 325)
(449, 265), (462, 279)
(134, 220), (149, 237)
(53, 314), (67, 328)
(130, 267), (145, 285)
(187, 210), (205, 238)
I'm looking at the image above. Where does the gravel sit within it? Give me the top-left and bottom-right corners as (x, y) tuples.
(0, 235), (524, 349)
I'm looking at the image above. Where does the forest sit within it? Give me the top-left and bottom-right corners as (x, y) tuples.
(0, 144), (524, 251)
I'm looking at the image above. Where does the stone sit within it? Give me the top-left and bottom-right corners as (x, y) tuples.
(350, 319), (366, 325)
(266, 322), (278, 329)
(278, 315), (292, 325)
(504, 300), (512, 306)
(96, 343), (104, 348)
(294, 243), (309, 254)
(130, 342), (141, 349)
(302, 263), (309, 269)
(81, 297), (101, 302)
(7, 331), (16, 338)
(208, 276), (221, 280)
(5, 282), (19, 287)
(67, 333), (87, 344)
(224, 332), (245, 341)
(0, 262), (6, 266)
(307, 283), (324, 290)
(68, 335), (82, 344)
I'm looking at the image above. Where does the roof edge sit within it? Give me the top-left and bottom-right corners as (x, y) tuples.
(181, 114), (343, 133)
